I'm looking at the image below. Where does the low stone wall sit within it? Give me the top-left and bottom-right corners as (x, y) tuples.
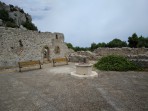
(127, 54), (148, 60)
(94, 48), (148, 68)
(94, 47), (148, 56)
(77, 51), (97, 60)
(130, 59), (148, 68)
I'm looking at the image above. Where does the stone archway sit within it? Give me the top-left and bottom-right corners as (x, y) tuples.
(54, 46), (60, 54)
(42, 46), (50, 63)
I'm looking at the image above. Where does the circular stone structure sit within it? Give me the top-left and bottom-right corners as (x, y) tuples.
(71, 63), (98, 78)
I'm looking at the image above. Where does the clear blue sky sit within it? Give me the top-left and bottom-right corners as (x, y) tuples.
(1, 0), (148, 47)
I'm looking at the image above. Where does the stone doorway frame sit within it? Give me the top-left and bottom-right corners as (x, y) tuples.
(42, 46), (50, 62)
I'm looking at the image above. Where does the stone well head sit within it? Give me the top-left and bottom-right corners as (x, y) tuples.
(71, 63), (98, 78)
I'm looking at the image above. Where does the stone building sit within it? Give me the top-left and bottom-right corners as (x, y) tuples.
(0, 27), (70, 68)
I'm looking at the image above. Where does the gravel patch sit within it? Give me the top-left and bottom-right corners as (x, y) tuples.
(0, 63), (148, 111)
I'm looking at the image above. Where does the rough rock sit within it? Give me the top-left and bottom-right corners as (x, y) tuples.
(69, 51), (98, 62)
(9, 11), (27, 26)
(20, 25), (27, 30)
(94, 47), (148, 56)
(0, 1), (33, 27)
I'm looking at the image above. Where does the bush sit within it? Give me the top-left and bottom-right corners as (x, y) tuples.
(107, 38), (127, 48)
(94, 55), (140, 71)
(20, 9), (24, 13)
(0, 9), (9, 21)
(22, 21), (38, 31)
(6, 21), (18, 28)
(9, 5), (18, 11)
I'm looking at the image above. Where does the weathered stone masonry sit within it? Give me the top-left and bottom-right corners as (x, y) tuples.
(0, 27), (70, 67)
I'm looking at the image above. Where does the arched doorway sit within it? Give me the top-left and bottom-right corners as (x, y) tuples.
(43, 46), (50, 63)
(54, 46), (60, 54)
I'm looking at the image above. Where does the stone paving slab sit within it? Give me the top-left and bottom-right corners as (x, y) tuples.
(0, 63), (148, 111)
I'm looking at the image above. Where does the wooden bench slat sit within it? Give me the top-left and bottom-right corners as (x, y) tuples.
(53, 58), (67, 62)
(18, 60), (41, 72)
(52, 57), (68, 67)
(19, 61), (39, 66)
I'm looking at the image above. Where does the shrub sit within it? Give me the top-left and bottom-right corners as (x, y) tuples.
(22, 21), (38, 31)
(94, 55), (140, 71)
(0, 9), (9, 21)
(9, 5), (18, 11)
(6, 21), (18, 28)
(107, 38), (127, 48)
(20, 9), (24, 13)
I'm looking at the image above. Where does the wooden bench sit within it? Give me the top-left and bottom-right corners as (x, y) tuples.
(18, 60), (42, 72)
(52, 57), (68, 67)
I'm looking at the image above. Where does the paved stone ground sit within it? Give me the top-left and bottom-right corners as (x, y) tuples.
(0, 63), (148, 111)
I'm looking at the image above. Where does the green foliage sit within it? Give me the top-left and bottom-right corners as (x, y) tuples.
(0, 9), (9, 21)
(0, 9), (15, 27)
(128, 33), (139, 48)
(66, 43), (74, 49)
(6, 21), (18, 28)
(74, 46), (90, 51)
(90, 38), (127, 51)
(128, 33), (148, 48)
(9, 5), (18, 11)
(90, 43), (98, 51)
(94, 55), (140, 71)
(107, 38), (127, 48)
(0, 2), (38, 30)
(137, 36), (148, 48)
(20, 9), (24, 13)
(66, 33), (148, 52)
(97, 42), (107, 47)
(23, 21), (38, 31)
(66, 43), (90, 51)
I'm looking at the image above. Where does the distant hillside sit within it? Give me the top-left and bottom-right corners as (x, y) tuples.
(0, 1), (38, 31)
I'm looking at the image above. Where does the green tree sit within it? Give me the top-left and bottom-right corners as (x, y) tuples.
(66, 43), (74, 49)
(138, 36), (148, 48)
(0, 9), (9, 21)
(128, 33), (139, 48)
(97, 42), (106, 47)
(107, 38), (127, 48)
(143, 37), (148, 48)
(90, 42), (98, 51)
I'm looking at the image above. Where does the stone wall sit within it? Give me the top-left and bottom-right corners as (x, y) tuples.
(94, 47), (148, 68)
(0, 27), (70, 67)
(94, 47), (148, 56)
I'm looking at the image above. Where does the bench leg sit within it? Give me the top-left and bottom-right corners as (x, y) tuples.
(39, 61), (42, 69)
(19, 67), (21, 72)
(66, 60), (68, 65)
(53, 62), (55, 67)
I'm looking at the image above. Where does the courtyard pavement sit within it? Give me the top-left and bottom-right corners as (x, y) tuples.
(0, 63), (148, 111)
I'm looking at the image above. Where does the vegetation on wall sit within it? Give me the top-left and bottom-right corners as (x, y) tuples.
(9, 4), (17, 11)
(94, 55), (140, 71)
(22, 21), (38, 31)
(0, 9), (18, 28)
(6, 21), (18, 28)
